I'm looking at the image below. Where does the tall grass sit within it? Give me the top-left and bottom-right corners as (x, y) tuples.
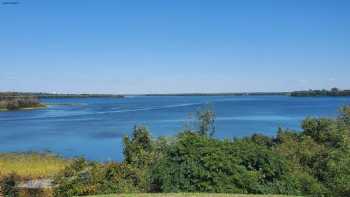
(0, 152), (69, 179)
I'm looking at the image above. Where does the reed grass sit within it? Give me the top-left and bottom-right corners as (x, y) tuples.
(0, 152), (69, 179)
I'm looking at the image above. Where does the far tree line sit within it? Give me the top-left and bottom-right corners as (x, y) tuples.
(290, 88), (350, 97)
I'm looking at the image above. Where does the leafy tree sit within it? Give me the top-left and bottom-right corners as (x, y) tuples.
(196, 106), (216, 137)
(301, 117), (341, 147)
(123, 125), (170, 191)
(250, 133), (273, 147)
(338, 105), (350, 128)
(311, 136), (350, 197)
(123, 125), (154, 168)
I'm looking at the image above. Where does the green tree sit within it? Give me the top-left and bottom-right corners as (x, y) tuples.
(123, 125), (153, 168)
(301, 117), (341, 147)
(196, 106), (216, 137)
(123, 125), (163, 191)
(338, 105), (350, 128)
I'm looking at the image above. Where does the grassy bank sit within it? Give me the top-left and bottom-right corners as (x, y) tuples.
(0, 153), (69, 179)
(83, 194), (299, 197)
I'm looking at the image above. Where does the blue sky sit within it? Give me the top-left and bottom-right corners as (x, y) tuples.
(0, 0), (349, 94)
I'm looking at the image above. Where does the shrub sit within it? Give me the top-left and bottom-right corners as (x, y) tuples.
(338, 105), (350, 129)
(53, 158), (140, 197)
(151, 131), (312, 194)
(19, 188), (52, 197)
(0, 173), (20, 197)
(123, 126), (154, 168)
(196, 106), (216, 137)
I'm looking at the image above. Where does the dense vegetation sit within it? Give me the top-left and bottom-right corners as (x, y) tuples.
(1, 106), (350, 196)
(0, 95), (46, 111)
(44, 105), (350, 197)
(290, 88), (350, 97)
(84, 194), (297, 197)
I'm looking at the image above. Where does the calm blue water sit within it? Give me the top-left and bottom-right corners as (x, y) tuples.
(0, 96), (349, 161)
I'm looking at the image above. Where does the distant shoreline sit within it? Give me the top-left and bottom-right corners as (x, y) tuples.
(131, 92), (289, 97)
(1, 89), (350, 99)
(290, 88), (350, 97)
(0, 92), (125, 99)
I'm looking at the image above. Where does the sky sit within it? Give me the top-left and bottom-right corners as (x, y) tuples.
(0, 0), (349, 94)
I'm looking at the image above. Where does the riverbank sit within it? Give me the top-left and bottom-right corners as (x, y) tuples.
(0, 92), (124, 99)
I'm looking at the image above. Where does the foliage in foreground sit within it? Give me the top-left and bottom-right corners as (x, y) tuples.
(83, 193), (299, 197)
(53, 159), (139, 197)
(30, 106), (350, 196)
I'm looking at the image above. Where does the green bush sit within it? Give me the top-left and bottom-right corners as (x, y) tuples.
(123, 126), (154, 168)
(53, 158), (140, 197)
(150, 131), (316, 195)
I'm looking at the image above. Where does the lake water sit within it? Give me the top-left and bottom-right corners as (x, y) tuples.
(0, 96), (349, 161)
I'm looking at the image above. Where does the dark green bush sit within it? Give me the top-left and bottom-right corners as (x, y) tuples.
(123, 126), (154, 168)
(150, 131), (317, 195)
(53, 158), (140, 197)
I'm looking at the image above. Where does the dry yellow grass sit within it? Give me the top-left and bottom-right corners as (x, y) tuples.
(0, 152), (69, 179)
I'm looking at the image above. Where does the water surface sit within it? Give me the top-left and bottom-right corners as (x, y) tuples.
(0, 96), (349, 161)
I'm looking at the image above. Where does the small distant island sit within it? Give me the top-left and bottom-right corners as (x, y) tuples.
(0, 92), (124, 111)
(0, 95), (46, 111)
(290, 88), (350, 97)
(5, 92), (125, 99)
